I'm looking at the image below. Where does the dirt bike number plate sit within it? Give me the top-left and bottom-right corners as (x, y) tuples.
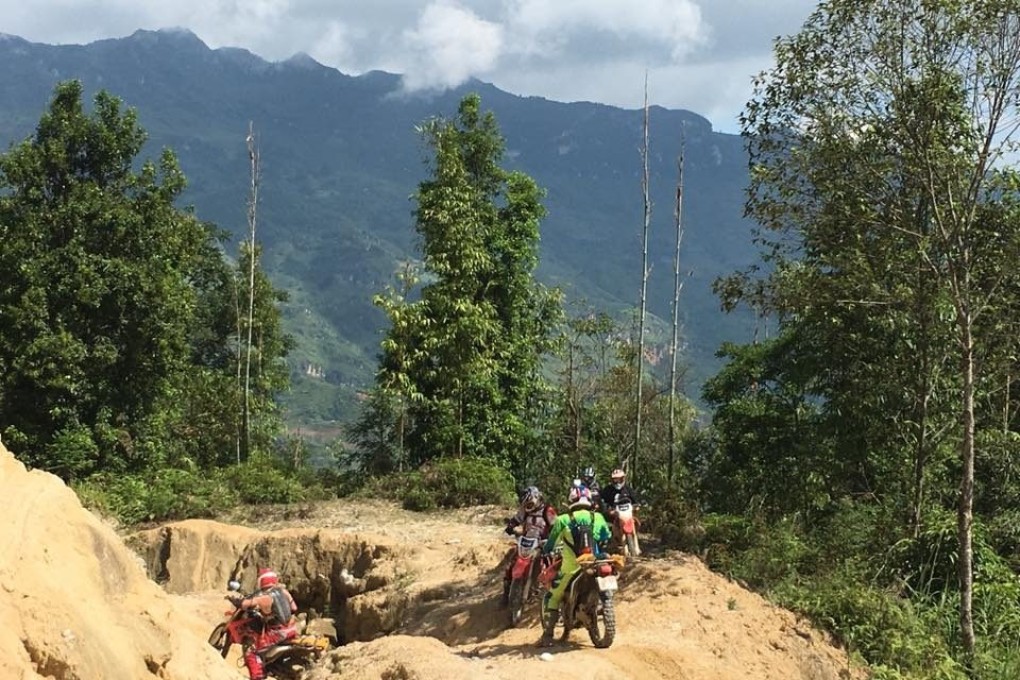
(596, 574), (618, 592)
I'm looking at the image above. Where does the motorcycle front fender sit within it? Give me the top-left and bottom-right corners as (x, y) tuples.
(511, 555), (533, 580)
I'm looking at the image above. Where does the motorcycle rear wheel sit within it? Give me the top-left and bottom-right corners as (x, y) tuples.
(587, 593), (616, 649)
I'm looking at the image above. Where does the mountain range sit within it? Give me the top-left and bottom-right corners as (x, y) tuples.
(0, 28), (759, 432)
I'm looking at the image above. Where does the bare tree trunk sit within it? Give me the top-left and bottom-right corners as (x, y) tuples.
(397, 408), (406, 472)
(242, 123), (260, 463)
(910, 232), (932, 537)
(668, 146), (685, 487)
(567, 343), (581, 461)
(1005, 373), (1011, 435)
(958, 309), (976, 664)
(633, 74), (651, 480)
(233, 274), (243, 465)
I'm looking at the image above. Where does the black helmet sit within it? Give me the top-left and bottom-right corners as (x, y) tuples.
(581, 466), (595, 481)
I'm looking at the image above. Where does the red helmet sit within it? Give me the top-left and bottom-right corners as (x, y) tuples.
(257, 568), (279, 589)
(568, 485), (592, 509)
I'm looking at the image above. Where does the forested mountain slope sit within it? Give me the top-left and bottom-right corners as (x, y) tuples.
(0, 28), (757, 426)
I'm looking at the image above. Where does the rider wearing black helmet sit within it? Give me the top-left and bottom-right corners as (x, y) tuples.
(579, 466), (602, 512)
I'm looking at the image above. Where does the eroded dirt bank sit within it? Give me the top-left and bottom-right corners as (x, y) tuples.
(0, 439), (865, 680)
(141, 500), (866, 680)
(0, 444), (239, 680)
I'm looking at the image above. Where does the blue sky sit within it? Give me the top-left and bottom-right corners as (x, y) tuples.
(0, 0), (819, 134)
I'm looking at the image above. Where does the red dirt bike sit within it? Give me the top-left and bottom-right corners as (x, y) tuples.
(207, 581), (331, 680)
(506, 531), (544, 627)
(610, 502), (642, 557)
(540, 553), (626, 649)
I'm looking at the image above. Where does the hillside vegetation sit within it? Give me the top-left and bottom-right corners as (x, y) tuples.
(0, 28), (757, 426)
(3, 2), (1020, 678)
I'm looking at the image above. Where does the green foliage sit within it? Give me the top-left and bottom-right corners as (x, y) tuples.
(74, 451), (333, 525)
(776, 576), (964, 680)
(713, 0), (1020, 667)
(74, 469), (238, 525)
(0, 81), (291, 478)
(218, 453), (310, 505)
(356, 94), (562, 475)
(358, 456), (515, 512)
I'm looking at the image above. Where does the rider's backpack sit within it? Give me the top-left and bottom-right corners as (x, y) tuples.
(568, 511), (595, 556)
(268, 587), (294, 624)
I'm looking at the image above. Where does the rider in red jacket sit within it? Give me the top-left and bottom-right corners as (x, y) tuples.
(230, 568), (299, 680)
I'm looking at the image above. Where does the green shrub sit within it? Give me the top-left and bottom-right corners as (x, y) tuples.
(401, 480), (437, 511)
(74, 468), (240, 525)
(146, 468), (238, 519)
(359, 457), (515, 511)
(641, 495), (705, 550)
(72, 452), (336, 525)
(217, 454), (308, 505)
(775, 575), (964, 679)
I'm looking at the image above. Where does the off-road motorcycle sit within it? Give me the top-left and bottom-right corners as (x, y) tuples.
(611, 502), (641, 557)
(207, 581), (331, 680)
(506, 530), (544, 626)
(540, 553), (626, 648)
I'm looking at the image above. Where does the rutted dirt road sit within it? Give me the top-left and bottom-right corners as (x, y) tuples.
(146, 500), (865, 680)
(0, 439), (865, 680)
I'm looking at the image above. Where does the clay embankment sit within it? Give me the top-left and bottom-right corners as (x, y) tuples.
(0, 444), (239, 680)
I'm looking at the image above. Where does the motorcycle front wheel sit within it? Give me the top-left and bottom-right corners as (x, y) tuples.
(508, 576), (528, 627)
(626, 532), (641, 557)
(207, 623), (231, 658)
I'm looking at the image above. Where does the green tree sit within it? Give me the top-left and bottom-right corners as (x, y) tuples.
(0, 80), (292, 476)
(738, 0), (1020, 662)
(365, 94), (560, 474)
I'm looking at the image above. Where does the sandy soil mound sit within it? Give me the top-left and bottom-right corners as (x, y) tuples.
(0, 444), (237, 680)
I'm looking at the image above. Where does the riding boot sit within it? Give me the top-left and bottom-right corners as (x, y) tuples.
(243, 649), (265, 680)
(500, 578), (510, 607)
(537, 609), (559, 647)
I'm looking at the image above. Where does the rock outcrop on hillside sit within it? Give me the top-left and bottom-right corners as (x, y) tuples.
(0, 444), (237, 680)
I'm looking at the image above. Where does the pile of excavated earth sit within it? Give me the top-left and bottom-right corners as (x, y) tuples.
(1, 442), (866, 679)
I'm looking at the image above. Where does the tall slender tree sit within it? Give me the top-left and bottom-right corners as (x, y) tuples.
(668, 146), (686, 487)
(364, 94), (560, 473)
(633, 75), (652, 481)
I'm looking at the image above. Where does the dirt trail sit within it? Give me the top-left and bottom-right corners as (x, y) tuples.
(168, 499), (866, 680)
(0, 436), (866, 680)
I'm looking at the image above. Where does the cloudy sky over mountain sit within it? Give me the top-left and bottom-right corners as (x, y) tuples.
(0, 0), (818, 133)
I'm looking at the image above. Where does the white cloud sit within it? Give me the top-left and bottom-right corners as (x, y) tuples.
(400, 1), (503, 92)
(309, 20), (355, 69)
(503, 0), (707, 61)
(0, 0), (819, 133)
